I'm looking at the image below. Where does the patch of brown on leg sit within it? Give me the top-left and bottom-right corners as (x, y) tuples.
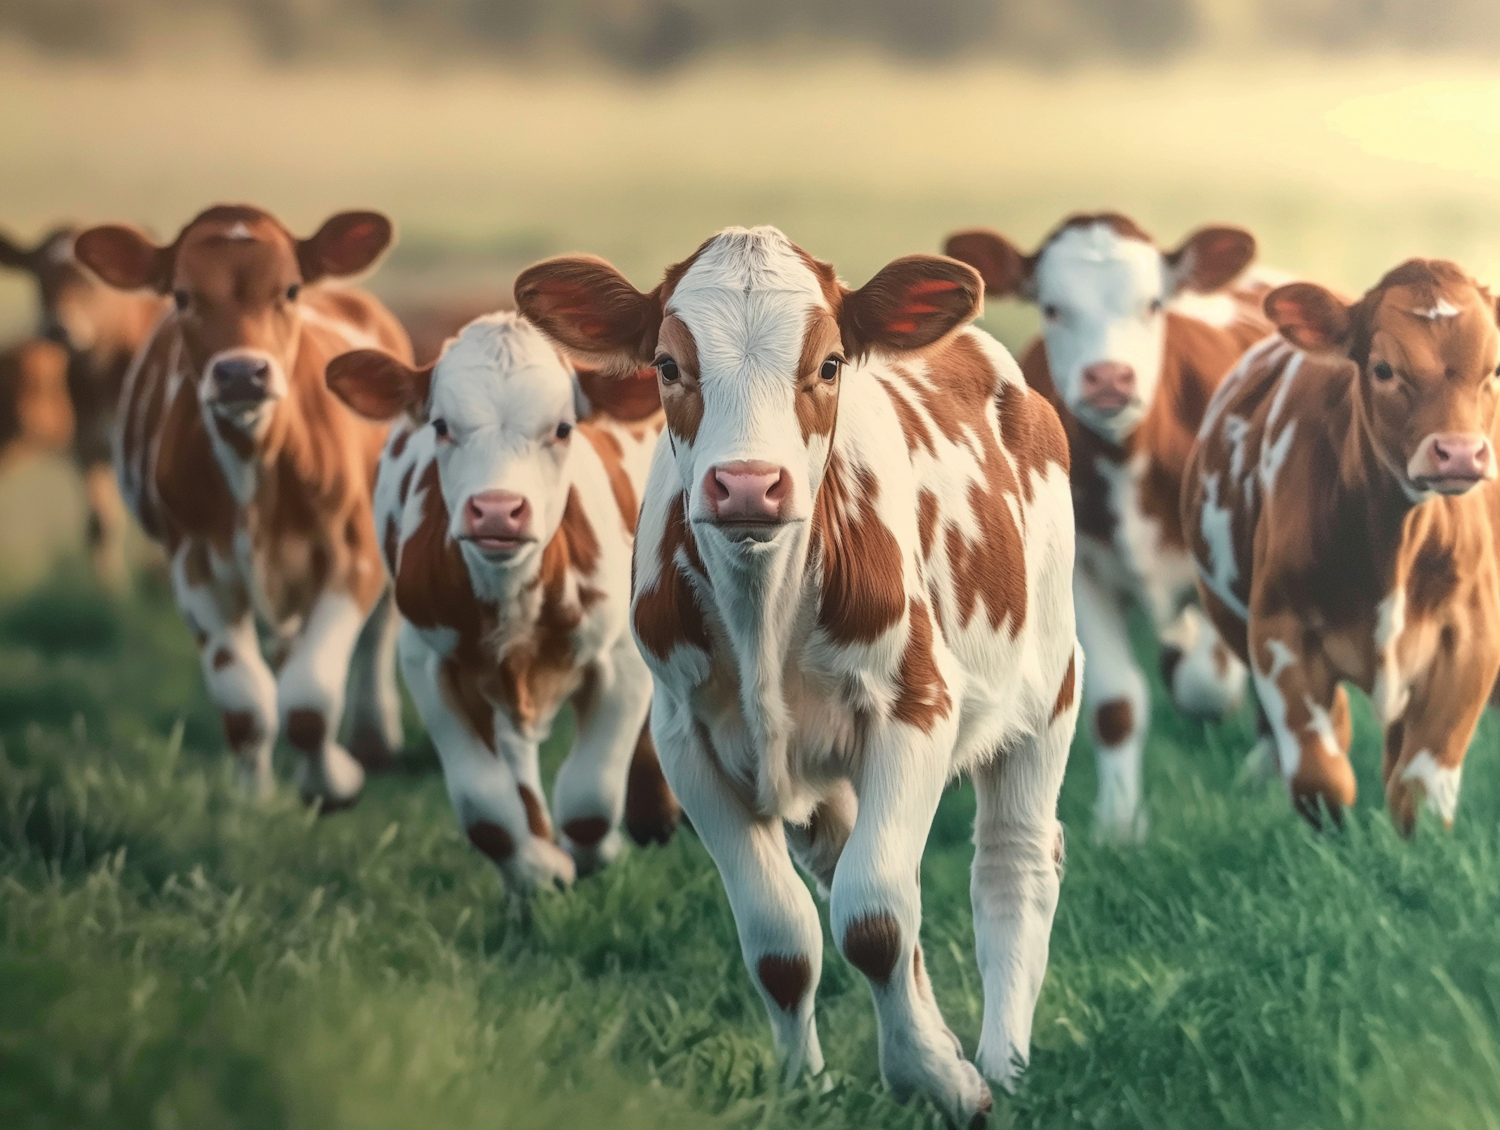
(467, 820), (516, 863)
(1095, 699), (1134, 747)
(221, 710), (257, 751)
(284, 708), (326, 756)
(562, 816), (610, 846)
(624, 728), (681, 845)
(518, 785), (552, 838)
(757, 953), (812, 1012)
(843, 912), (901, 985)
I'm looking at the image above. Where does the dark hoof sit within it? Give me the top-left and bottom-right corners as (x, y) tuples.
(625, 809), (681, 847)
(305, 792), (361, 817)
(969, 1090), (994, 1130)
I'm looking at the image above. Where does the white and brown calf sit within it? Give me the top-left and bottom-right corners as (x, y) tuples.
(75, 204), (408, 804)
(946, 214), (1271, 840)
(1186, 259), (1500, 833)
(327, 313), (679, 892)
(517, 228), (1079, 1127)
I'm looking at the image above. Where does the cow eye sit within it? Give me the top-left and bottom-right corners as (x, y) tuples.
(1372, 361), (1395, 382)
(656, 357), (680, 383)
(1148, 298), (1165, 315)
(173, 290), (190, 311)
(432, 418), (449, 439)
(286, 284), (301, 301)
(1042, 304), (1061, 322)
(819, 356), (842, 382)
(555, 421), (573, 441)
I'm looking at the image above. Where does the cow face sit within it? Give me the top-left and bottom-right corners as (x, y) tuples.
(1267, 261), (1500, 500)
(0, 226), (117, 353)
(74, 206), (391, 444)
(945, 216), (1254, 443)
(515, 226), (980, 550)
(328, 314), (579, 569)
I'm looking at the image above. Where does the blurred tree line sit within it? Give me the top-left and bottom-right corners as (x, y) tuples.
(2, 0), (1497, 70)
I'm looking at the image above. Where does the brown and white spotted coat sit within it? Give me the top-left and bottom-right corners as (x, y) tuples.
(327, 312), (679, 892)
(946, 214), (1272, 840)
(516, 227), (1079, 1128)
(75, 204), (409, 804)
(1, 225), (167, 587)
(1186, 260), (1500, 833)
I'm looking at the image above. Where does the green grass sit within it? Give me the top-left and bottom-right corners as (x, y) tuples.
(5, 573), (1500, 1129)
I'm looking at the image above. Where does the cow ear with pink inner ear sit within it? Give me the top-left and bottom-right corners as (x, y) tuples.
(326, 349), (433, 421)
(298, 211), (394, 283)
(1167, 226), (1257, 294)
(1265, 282), (1354, 355)
(513, 255), (661, 372)
(73, 225), (172, 292)
(942, 229), (1034, 298)
(841, 254), (983, 358)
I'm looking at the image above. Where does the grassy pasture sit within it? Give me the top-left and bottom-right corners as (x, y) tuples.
(6, 54), (1500, 1129)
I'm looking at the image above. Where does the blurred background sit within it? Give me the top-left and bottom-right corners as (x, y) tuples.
(3, 0), (1500, 586)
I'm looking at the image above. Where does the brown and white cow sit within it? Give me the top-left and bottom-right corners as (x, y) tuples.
(326, 313), (679, 891)
(945, 215), (1271, 841)
(1, 226), (167, 586)
(73, 204), (408, 804)
(1185, 259), (1500, 832)
(517, 227), (1079, 1126)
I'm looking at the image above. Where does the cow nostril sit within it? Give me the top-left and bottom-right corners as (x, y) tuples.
(766, 471), (789, 501)
(711, 473), (732, 502)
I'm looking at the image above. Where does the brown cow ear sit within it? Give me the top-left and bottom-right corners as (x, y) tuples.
(1168, 226), (1256, 294)
(326, 349), (433, 421)
(1265, 282), (1353, 355)
(299, 211), (393, 282)
(942, 229), (1034, 298)
(514, 255), (660, 370)
(73, 225), (171, 292)
(841, 254), (983, 358)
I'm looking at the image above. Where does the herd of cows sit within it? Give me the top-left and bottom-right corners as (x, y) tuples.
(3, 203), (1499, 1125)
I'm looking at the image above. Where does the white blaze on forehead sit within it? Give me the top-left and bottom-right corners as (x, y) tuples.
(225, 221), (256, 241)
(430, 312), (575, 432)
(1412, 298), (1462, 320)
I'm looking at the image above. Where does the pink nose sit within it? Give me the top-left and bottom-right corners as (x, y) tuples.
(704, 461), (791, 523)
(1080, 361), (1137, 411)
(1428, 433), (1493, 482)
(464, 490), (531, 541)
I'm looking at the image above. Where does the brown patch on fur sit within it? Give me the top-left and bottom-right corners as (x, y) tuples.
(467, 819), (515, 863)
(580, 423), (638, 535)
(633, 493), (711, 661)
(1051, 654), (1076, 722)
(1095, 699), (1134, 747)
(221, 709), (257, 751)
(656, 316), (702, 445)
(211, 647), (234, 670)
(558, 486), (601, 577)
(917, 489), (939, 562)
(757, 954), (813, 1012)
(519, 785), (552, 838)
(562, 816), (610, 847)
(812, 452), (905, 645)
(891, 600), (952, 732)
(624, 727), (681, 846)
(795, 309), (843, 442)
(876, 374), (936, 457)
(284, 708), (326, 754)
(842, 912), (902, 985)
(997, 379), (1070, 493)
(440, 658), (496, 750)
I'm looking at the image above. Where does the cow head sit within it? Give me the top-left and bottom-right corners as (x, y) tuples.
(1266, 260), (1500, 500)
(945, 215), (1255, 443)
(328, 313), (580, 572)
(515, 226), (980, 550)
(74, 205), (391, 444)
(0, 224), (131, 354)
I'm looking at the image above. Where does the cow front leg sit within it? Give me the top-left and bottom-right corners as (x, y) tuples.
(398, 624), (574, 892)
(652, 693), (825, 1083)
(552, 639), (655, 874)
(1159, 603), (1247, 721)
(832, 717), (991, 1129)
(277, 590), (368, 809)
(171, 541), (277, 797)
(1075, 567), (1149, 842)
(345, 586), (404, 769)
(1248, 607), (1354, 826)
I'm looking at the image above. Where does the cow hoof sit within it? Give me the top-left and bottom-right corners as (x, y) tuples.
(509, 839), (577, 892)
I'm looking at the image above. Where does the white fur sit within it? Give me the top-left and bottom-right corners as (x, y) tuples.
(1370, 589), (1410, 724)
(1400, 749), (1463, 826)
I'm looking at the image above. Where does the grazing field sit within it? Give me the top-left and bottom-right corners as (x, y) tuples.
(7, 54), (1500, 1130)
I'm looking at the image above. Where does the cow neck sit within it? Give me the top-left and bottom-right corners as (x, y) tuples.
(1340, 390), (1447, 575)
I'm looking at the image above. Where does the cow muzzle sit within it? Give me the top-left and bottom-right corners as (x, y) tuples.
(1408, 432), (1497, 495)
(702, 460), (792, 533)
(1079, 361), (1138, 415)
(462, 489), (534, 556)
(207, 352), (282, 411)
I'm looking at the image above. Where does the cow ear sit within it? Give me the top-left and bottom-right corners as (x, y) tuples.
(942, 229), (1033, 299)
(1168, 226), (1256, 295)
(299, 211), (393, 282)
(841, 254), (983, 358)
(1265, 282), (1353, 355)
(73, 225), (171, 292)
(0, 230), (34, 272)
(514, 255), (660, 370)
(326, 349), (433, 421)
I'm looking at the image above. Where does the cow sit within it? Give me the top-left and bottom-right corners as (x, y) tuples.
(72, 204), (408, 804)
(1, 226), (167, 587)
(943, 215), (1271, 841)
(0, 338), (75, 466)
(325, 312), (680, 891)
(515, 227), (1079, 1127)
(1184, 259), (1500, 833)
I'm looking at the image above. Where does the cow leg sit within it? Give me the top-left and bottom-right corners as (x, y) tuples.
(345, 586), (404, 769)
(277, 590), (368, 809)
(1075, 567), (1149, 843)
(785, 779), (857, 898)
(1381, 629), (1498, 835)
(622, 726), (682, 847)
(1247, 608), (1355, 826)
(553, 640), (655, 873)
(398, 624), (574, 891)
(83, 462), (129, 592)
(651, 692), (825, 1084)
(832, 719), (992, 1129)
(1159, 603), (1247, 721)
(171, 542), (276, 797)
(970, 681), (1072, 1092)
